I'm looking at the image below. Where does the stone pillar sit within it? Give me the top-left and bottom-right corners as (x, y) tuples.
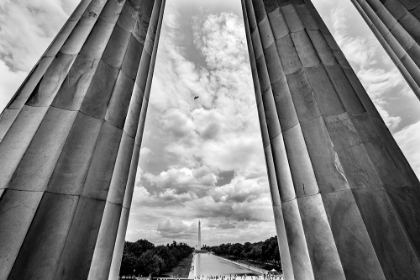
(351, 0), (420, 99)
(107, 1), (165, 278)
(0, 0), (165, 279)
(242, 0), (420, 279)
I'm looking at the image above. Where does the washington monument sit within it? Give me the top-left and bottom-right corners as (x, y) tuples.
(0, 0), (420, 279)
(198, 220), (202, 250)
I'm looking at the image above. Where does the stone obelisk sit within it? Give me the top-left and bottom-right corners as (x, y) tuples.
(242, 0), (420, 279)
(0, 0), (165, 279)
(198, 220), (201, 250)
(351, 0), (420, 99)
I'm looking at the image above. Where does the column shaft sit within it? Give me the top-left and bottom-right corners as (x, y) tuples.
(0, 0), (164, 279)
(242, 0), (420, 279)
(107, 1), (165, 278)
(351, 0), (420, 99)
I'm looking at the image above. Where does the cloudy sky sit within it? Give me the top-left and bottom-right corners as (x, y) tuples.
(1, 0), (420, 247)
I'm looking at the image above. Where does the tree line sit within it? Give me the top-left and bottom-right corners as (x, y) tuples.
(202, 236), (281, 268)
(120, 240), (194, 277)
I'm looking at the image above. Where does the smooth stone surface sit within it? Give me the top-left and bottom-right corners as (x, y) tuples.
(88, 202), (123, 280)
(353, 187), (420, 279)
(105, 71), (135, 129)
(9, 108), (77, 192)
(323, 190), (386, 279)
(324, 113), (383, 189)
(108, 207), (131, 280)
(283, 124), (319, 197)
(264, 146), (282, 206)
(282, 199), (315, 280)
(0, 106), (49, 190)
(61, 16), (98, 55)
(286, 69), (322, 123)
(123, 85), (145, 137)
(0, 109), (19, 142)
(107, 132), (135, 204)
(297, 194), (346, 280)
(305, 66), (346, 116)
(55, 197), (106, 280)
(267, 8), (289, 39)
(8, 56), (55, 109)
(281, 5), (304, 33)
(122, 143), (141, 208)
(272, 206), (294, 280)
(80, 18), (116, 59)
(52, 54), (100, 111)
(271, 136), (296, 202)
(264, 43), (284, 84)
(301, 117), (350, 193)
(46, 112), (102, 195)
(271, 77), (299, 131)
(79, 60), (120, 119)
(83, 121), (123, 200)
(27, 53), (77, 107)
(102, 24), (131, 68)
(385, 187), (420, 254)
(262, 88), (282, 140)
(0, 190), (43, 280)
(276, 34), (302, 75)
(292, 30), (320, 67)
(8, 193), (79, 280)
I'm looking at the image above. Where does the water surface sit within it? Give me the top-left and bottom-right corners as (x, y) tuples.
(194, 254), (258, 276)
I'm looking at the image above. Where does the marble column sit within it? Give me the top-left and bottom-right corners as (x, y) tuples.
(351, 0), (420, 99)
(0, 0), (165, 279)
(107, 1), (165, 278)
(242, 0), (420, 279)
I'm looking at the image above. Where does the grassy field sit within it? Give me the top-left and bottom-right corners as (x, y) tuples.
(163, 254), (193, 277)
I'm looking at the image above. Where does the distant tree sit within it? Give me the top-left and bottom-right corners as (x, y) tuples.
(207, 236), (281, 269)
(231, 243), (243, 258)
(120, 239), (194, 277)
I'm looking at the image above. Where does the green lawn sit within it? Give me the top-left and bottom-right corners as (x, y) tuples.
(163, 254), (193, 277)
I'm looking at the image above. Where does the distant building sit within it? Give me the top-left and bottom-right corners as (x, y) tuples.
(198, 220), (201, 250)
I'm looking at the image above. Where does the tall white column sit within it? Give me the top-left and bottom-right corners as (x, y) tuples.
(242, 0), (420, 279)
(0, 1), (165, 279)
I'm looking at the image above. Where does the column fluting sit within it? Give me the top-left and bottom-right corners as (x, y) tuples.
(242, 0), (420, 279)
(0, 1), (165, 279)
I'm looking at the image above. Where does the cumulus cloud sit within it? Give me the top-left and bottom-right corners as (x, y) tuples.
(0, 0), (77, 70)
(330, 7), (378, 69)
(209, 179), (265, 203)
(132, 8), (274, 243)
(323, 0), (410, 133)
(0, 61), (27, 111)
(157, 219), (196, 239)
(143, 166), (216, 197)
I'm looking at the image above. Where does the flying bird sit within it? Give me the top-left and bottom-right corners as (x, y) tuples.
(194, 96), (199, 100)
